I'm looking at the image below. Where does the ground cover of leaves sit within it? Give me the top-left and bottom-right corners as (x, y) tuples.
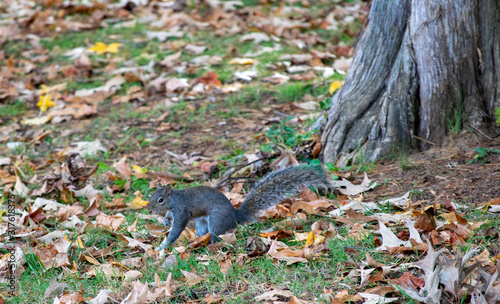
(1, 0), (500, 303)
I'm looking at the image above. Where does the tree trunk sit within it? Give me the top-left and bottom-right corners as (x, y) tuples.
(319, 0), (500, 166)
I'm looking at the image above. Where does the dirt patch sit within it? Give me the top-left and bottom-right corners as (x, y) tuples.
(361, 131), (500, 205)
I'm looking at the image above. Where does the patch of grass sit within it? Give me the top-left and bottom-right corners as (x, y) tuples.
(274, 82), (325, 102)
(43, 23), (147, 51)
(66, 78), (106, 92)
(446, 90), (465, 138)
(224, 85), (261, 106)
(0, 101), (27, 119)
(388, 146), (414, 170)
(262, 116), (318, 153)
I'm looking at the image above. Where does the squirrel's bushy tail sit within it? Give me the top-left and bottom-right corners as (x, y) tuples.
(235, 165), (332, 223)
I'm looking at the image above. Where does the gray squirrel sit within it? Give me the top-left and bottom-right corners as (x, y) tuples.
(148, 164), (334, 249)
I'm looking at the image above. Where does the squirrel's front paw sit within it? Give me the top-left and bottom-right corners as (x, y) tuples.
(162, 217), (171, 227)
(156, 237), (171, 251)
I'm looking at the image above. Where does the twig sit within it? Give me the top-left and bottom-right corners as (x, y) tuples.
(215, 152), (280, 188)
(217, 179), (260, 189)
(412, 135), (435, 146)
(467, 123), (493, 140)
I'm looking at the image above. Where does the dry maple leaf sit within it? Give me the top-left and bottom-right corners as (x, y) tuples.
(194, 70), (222, 87)
(37, 94), (56, 112)
(113, 156), (131, 180)
(181, 270), (205, 286)
(59, 291), (87, 303)
(255, 289), (294, 301)
(87, 42), (122, 54)
(96, 213), (126, 231)
(267, 240), (308, 265)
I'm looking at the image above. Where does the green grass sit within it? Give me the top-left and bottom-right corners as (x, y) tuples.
(0, 101), (27, 119)
(4, 210), (380, 303)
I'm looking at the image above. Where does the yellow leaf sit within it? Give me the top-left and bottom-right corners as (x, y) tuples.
(77, 236), (85, 248)
(106, 43), (122, 54)
(305, 231), (316, 247)
(88, 42), (122, 54)
(228, 58), (256, 65)
(37, 95), (56, 112)
(0, 210), (7, 222)
(88, 42), (108, 54)
(130, 196), (149, 209)
(329, 81), (344, 94)
(132, 165), (147, 173)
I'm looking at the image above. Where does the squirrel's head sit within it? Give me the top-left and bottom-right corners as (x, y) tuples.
(148, 184), (173, 215)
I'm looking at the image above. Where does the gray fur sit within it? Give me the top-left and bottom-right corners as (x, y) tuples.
(148, 165), (333, 248)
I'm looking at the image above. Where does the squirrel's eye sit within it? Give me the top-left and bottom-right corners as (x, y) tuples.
(157, 197), (164, 204)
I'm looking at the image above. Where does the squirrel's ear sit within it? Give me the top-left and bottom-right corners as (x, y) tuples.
(166, 184), (173, 196)
(157, 183), (163, 190)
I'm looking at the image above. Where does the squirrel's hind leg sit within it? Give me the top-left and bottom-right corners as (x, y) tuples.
(195, 216), (209, 237)
(207, 209), (238, 244)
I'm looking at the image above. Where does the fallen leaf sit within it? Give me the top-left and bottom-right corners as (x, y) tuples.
(228, 58), (256, 65)
(88, 42), (122, 54)
(96, 213), (126, 231)
(255, 289), (294, 301)
(329, 80), (344, 94)
(37, 94), (56, 112)
(181, 270), (205, 286)
(130, 196), (148, 209)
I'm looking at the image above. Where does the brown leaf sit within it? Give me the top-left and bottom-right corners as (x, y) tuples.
(104, 197), (126, 209)
(194, 70), (222, 87)
(84, 198), (101, 216)
(259, 229), (293, 240)
(299, 188), (318, 202)
(29, 207), (46, 224)
(290, 199), (334, 215)
(181, 270), (205, 286)
(96, 213), (126, 231)
(347, 223), (370, 241)
(187, 233), (211, 249)
(55, 205), (84, 221)
(255, 289), (294, 301)
(33, 244), (71, 269)
(83, 254), (101, 266)
(268, 241), (308, 265)
(363, 285), (396, 296)
(114, 156), (131, 180)
(414, 213), (436, 232)
(59, 292), (87, 303)
(344, 208), (378, 222)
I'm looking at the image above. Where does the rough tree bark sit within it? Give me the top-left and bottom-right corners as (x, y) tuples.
(319, 0), (500, 166)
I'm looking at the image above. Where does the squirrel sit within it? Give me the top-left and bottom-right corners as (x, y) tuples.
(148, 164), (334, 249)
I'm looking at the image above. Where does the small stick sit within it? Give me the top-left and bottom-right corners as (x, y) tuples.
(215, 152), (280, 188)
(412, 135), (435, 146)
(467, 123), (493, 140)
